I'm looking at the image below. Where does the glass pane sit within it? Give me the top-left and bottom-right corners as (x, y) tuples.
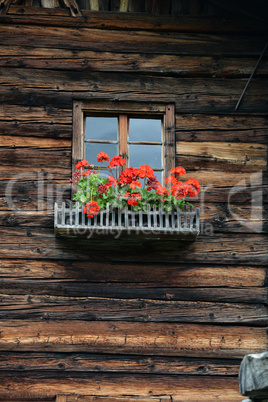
(85, 117), (118, 141)
(129, 144), (162, 169)
(129, 118), (162, 142)
(154, 171), (163, 183)
(85, 142), (118, 166)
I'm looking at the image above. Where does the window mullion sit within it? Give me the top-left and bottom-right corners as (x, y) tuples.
(118, 114), (129, 173)
(164, 104), (175, 180)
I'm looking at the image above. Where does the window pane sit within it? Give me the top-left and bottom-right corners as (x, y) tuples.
(85, 117), (118, 141)
(129, 144), (162, 169)
(85, 142), (118, 166)
(129, 118), (162, 142)
(154, 171), (163, 183)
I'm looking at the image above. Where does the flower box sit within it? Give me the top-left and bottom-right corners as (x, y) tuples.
(54, 201), (200, 241)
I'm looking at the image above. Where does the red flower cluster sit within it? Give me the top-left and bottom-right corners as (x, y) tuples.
(73, 153), (200, 219)
(186, 178), (201, 198)
(118, 167), (139, 186)
(138, 164), (154, 179)
(130, 180), (142, 190)
(76, 160), (90, 169)
(107, 175), (117, 186)
(156, 186), (170, 196)
(83, 201), (100, 218)
(82, 169), (92, 177)
(171, 181), (188, 199)
(109, 155), (125, 167)
(124, 192), (141, 206)
(146, 175), (160, 191)
(170, 167), (186, 177)
(97, 152), (109, 163)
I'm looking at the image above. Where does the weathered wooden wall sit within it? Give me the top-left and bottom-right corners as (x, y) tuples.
(0, 6), (267, 402)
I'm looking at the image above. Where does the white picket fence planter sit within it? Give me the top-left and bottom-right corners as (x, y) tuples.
(54, 202), (200, 239)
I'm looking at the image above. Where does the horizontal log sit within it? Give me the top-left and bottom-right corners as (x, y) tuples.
(0, 135), (71, 149)
(1, 46), (268, 77)
(0, 24), (266, 56)
(0, 351), (241, 375)
(0, 320), (266, 357)
(0, 259), (266, 286)
(0, 294), (267, 324)
(176, 114), (268, 132)
(0, 371), (241, 401)
(176, 129), (268, 144)
(0, 148), (71, 169)
(3, 6), (267, 33)
(1, 279), (267, 303)
(176, 154), (268, 173)
(0, 122), (71, 139)
(176, 142), (267, 169)
(0, 227), (267, 264)
(0, 169), (70, 183)
(1, 83), (267, 116)
(0, 104), (72, 123)
(1, 85), (267, 115)
(0, 195), (56, 213)
(1, 68), (267, 100)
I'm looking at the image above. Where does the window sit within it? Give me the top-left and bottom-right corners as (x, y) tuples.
(72, 101), (175, 184)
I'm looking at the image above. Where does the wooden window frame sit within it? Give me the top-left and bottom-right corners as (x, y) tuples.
(72, 100), (175, 182)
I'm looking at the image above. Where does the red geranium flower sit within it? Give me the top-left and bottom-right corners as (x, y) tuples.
(124, 192), (141, 206)
(97, 152), (109, 163)
(171, 182), (189, 199)
(82, 170), (92, 177)
(156, 185), (170, 196)
(138, 164), (154, 179)
(76, 160), (90, 170)
(186, 178), (201, 197)
(146, 176), (160, 191)
(170, 167), (186, 177)
(165, 175), (177, 185)
(118, 167), (139, 186)
(83, 201), (100, 218)
(107, 175), (117, 186)
(109, 155), (126, 167)
(129, 180), (142, 190)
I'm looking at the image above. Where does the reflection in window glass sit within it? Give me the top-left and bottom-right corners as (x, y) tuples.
(85, 143), (118, 166)
(129, 118), (162, 142)
(129, 144), (162, 169)
(85, 117), (118, 141)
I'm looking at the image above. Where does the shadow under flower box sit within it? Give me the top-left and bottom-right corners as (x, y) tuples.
(54, 202), (200, 241)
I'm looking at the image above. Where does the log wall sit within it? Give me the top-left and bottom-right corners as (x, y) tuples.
(0, 6), (267, 402)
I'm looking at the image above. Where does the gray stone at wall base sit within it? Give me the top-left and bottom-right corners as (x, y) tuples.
(240, 351), (268, 401)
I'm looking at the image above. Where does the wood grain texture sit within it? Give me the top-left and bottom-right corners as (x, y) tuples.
(0, 228), (267, 264)
(0, 259), (266, 285)
(0, 294), (267, 325)
(1, 47), (268, 77)
(2, 6), (267, 33)
(0, 320), (266, 357)
(0, 352), (241, 375)
(0, 279), (267, 303)
(0, 104), (72, 123)
(0, 24), (266, 56)
(176, 142), (267, 169)
(0, 371), (242, 401)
